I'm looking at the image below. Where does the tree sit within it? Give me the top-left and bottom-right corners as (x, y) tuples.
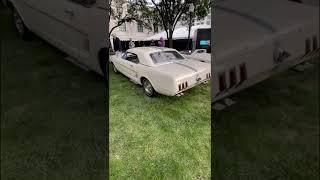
(129, 0), (210, 48)
(108, 0), (154, 38)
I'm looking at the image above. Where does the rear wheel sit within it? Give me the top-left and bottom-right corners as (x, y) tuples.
(142, 78), (155, 97)
(13, 8), (31, 40)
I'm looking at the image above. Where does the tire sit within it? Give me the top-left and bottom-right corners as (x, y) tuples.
(13, 8), (31, 40)
(142, 78), (155, 97)
(112, 63), (118, 74)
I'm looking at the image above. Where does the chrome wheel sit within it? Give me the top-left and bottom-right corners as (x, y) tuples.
(142, 79), (155, 97)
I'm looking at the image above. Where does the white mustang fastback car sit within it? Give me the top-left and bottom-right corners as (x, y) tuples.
(110, 47), (211, 96)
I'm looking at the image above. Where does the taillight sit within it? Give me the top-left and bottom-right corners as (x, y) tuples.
(239, 63), (247, 83)
(206, 73), (211, 79)
(229, 67), (237, 87)
(305, 38), (311, 54)
(218, 72), (226, 92)
(178, 81), (188, 91)
(312, 35), (318, 51)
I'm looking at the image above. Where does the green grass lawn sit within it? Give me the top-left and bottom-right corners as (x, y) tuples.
(213, 59), (319, 179)
(109, 66), (211, 179)
(1, 7), (107, 179)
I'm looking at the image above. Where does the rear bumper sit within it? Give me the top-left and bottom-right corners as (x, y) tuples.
(175, 78), (210, 96)
(212, 49), (319, 102)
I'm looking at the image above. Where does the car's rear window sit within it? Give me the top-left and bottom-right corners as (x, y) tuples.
(150, 51), (185, 64)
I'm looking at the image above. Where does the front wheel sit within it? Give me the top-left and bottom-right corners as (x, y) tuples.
(142, 78), (156, 97)
(13, 8), (31, 40)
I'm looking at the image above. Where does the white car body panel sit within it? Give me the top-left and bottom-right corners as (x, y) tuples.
(110, 47), (211, 96)
(212, 0), (319, 102)
(6, 0), (109, 74)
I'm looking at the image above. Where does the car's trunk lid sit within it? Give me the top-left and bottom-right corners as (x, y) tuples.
(155, 59), (209, 79)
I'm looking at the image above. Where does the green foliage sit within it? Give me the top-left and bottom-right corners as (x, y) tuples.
(126, 0), (210, 47)
(194, 0), (211, 20)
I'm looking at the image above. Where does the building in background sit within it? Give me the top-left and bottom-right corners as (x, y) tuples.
(109, 19), (157, 41)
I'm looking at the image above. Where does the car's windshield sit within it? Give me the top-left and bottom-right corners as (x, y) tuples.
(150, 51), (185, 64)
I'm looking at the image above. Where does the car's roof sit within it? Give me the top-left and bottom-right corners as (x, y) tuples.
(126, 47), (182, 67)
(127, 47), (178, 54)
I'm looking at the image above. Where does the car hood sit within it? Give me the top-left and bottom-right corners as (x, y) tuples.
(154, 60), (210, 79)
(214, 0), (319, 59)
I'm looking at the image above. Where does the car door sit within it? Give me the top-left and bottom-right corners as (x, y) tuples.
(62, 0), (109, 73)
(112, 53), (128, 75)
(13, 0), (81, 59)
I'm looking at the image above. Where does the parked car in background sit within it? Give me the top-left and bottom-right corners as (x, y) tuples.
(3, 0), (109, 75)
(110, 47), (211, 97)
(181, 49), (211, 64)
(212, 0), (319, 103)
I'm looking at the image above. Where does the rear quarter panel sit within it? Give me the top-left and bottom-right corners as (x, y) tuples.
(140, 67), (177, 96)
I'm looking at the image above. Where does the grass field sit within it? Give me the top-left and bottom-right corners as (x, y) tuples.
(213, 59), (319, 179)
(1, 7), (107, 179)
(109, 66), (211, 179)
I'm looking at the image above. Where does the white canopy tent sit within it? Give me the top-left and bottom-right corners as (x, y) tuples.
(144, 25), (211, 41)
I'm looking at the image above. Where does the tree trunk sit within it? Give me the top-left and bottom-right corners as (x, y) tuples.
(168, 29), (173, 48)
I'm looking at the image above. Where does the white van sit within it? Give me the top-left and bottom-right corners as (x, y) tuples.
(212, 0), (319, 103)
(3, 0), (109, 75)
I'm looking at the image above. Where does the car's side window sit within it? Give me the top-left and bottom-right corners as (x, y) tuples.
(124, 52), (139, 64)
(121, 53), (127, 60)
